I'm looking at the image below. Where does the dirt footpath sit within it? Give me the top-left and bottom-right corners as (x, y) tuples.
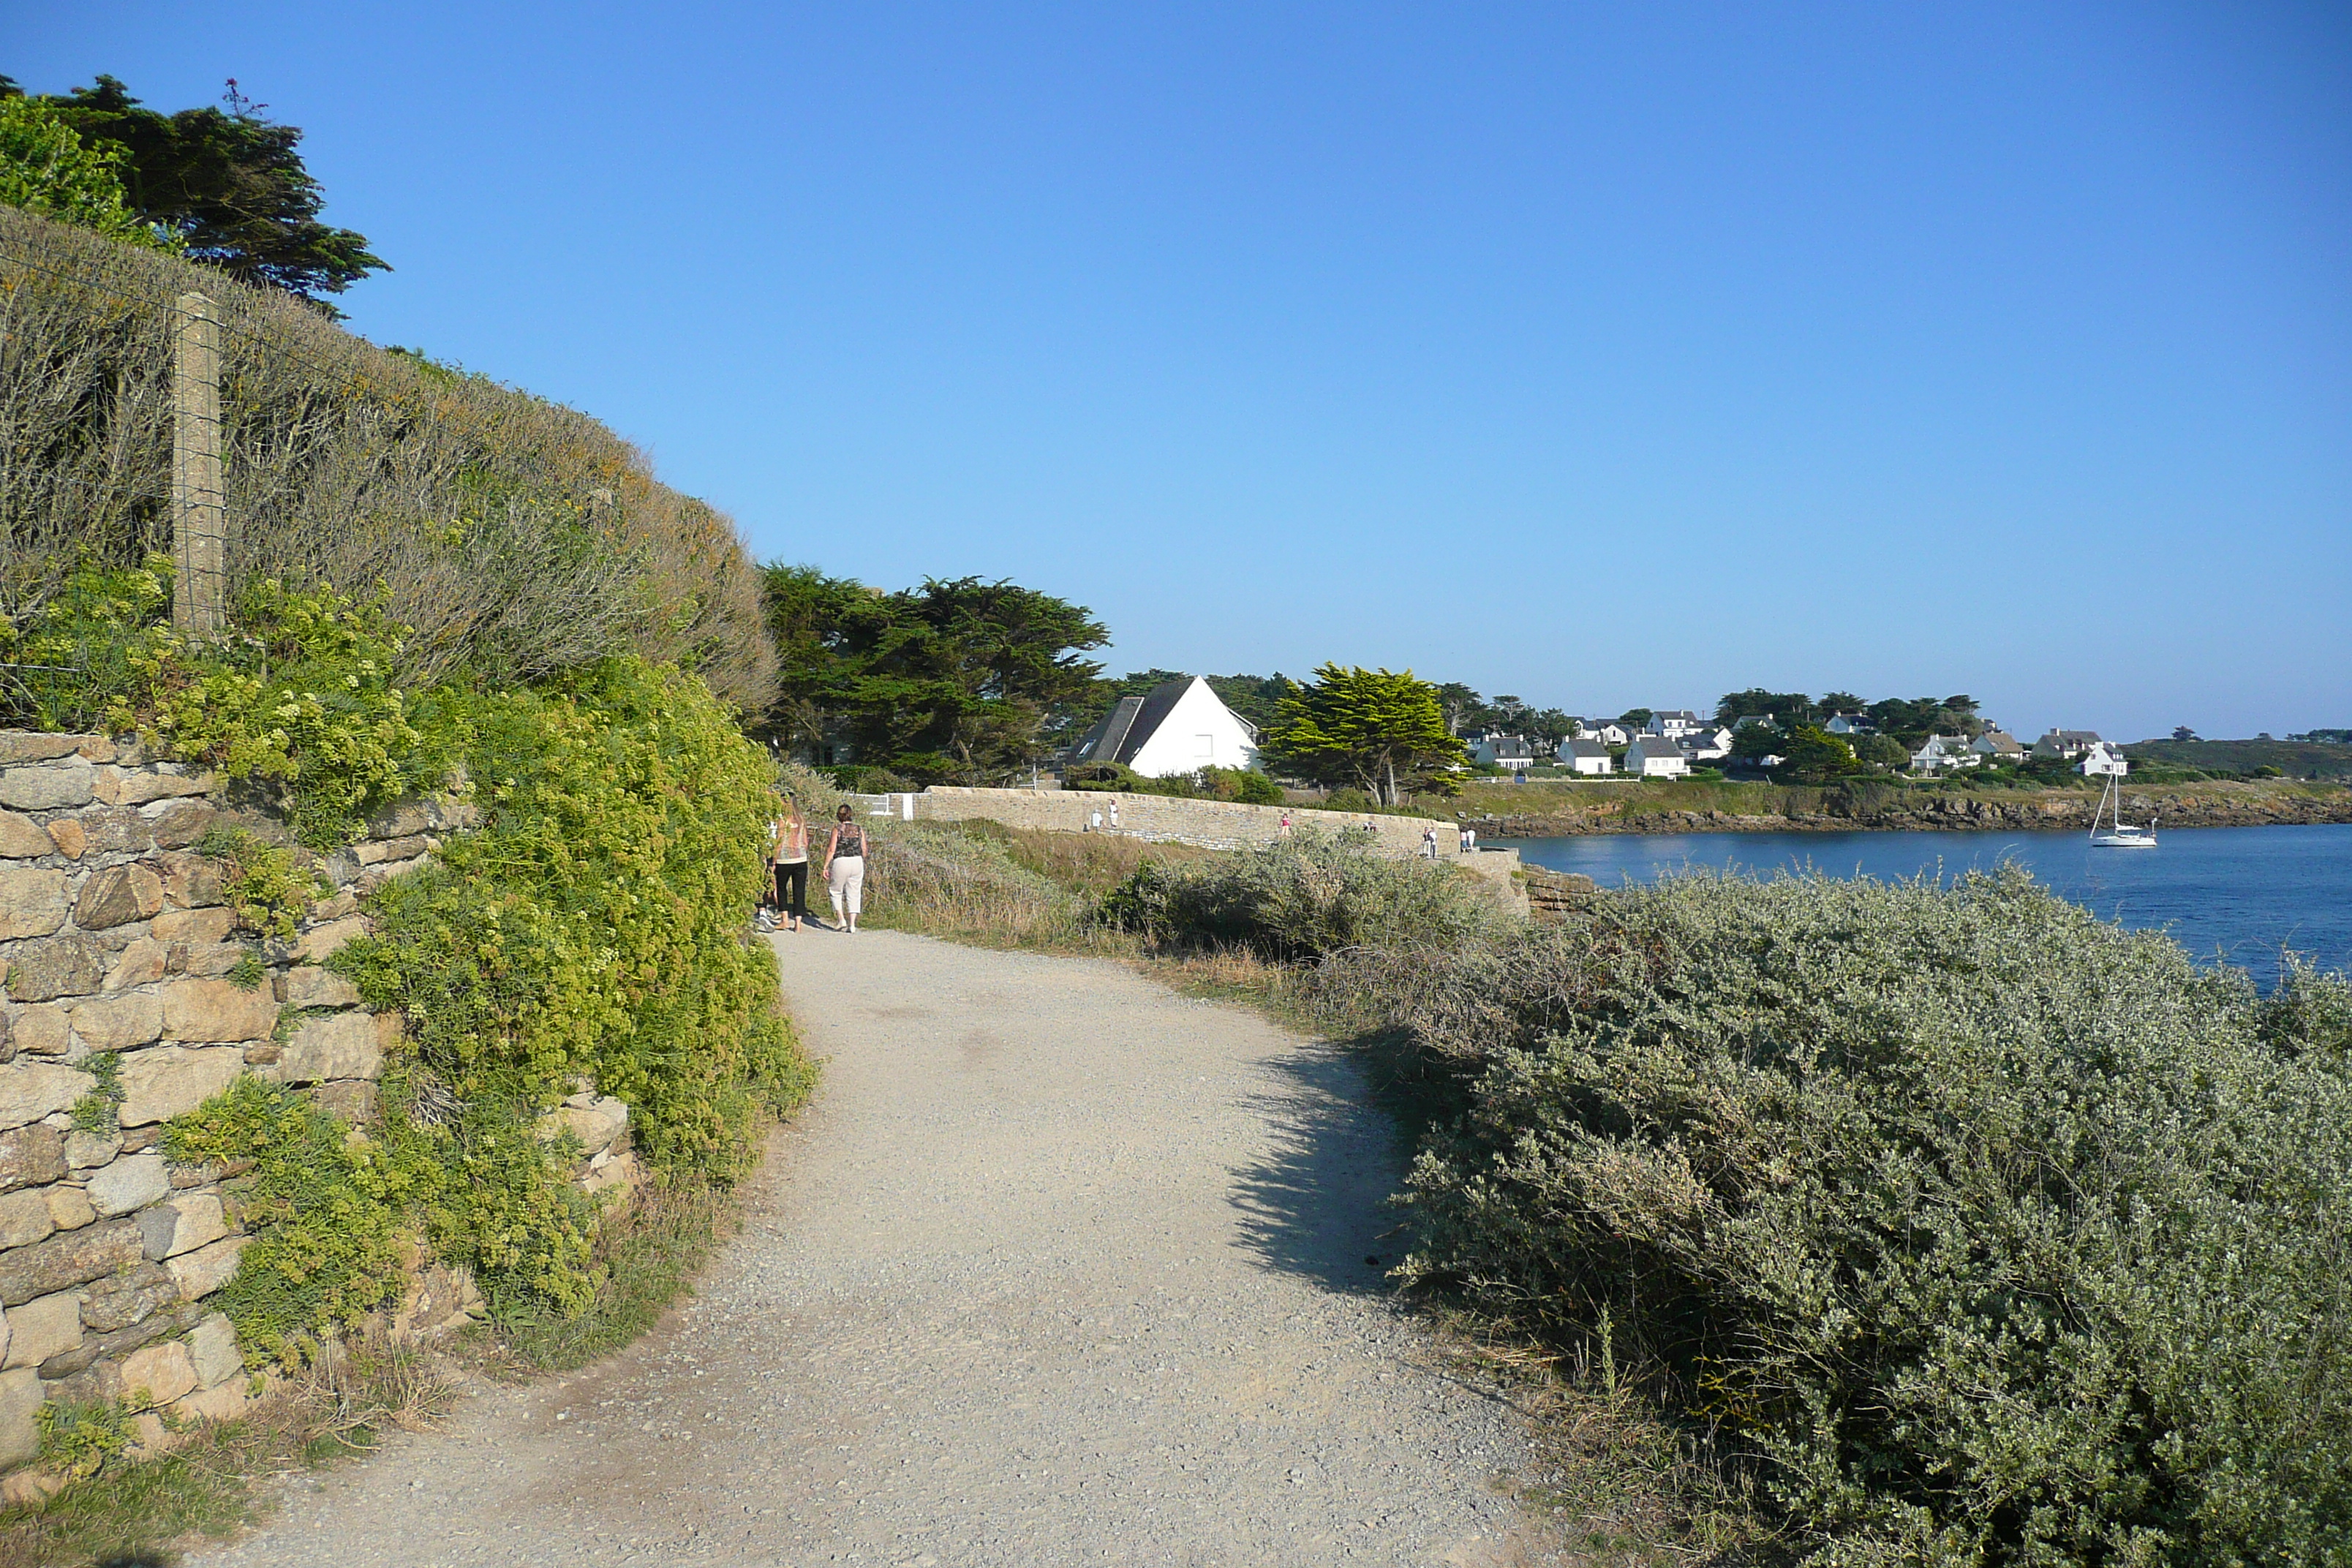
(194, 930), (1548, 1567)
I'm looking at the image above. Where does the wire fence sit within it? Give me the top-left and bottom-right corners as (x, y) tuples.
(0, 208), (776, 713)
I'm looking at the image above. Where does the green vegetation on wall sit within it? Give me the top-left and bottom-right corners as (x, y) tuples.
(10, 556), (818, 1354)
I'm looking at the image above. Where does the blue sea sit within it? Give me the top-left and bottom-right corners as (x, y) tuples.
(1504, 823), (2352, 987)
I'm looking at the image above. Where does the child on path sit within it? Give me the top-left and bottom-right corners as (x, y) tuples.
(823, 804), (868, 933)
(771, 796), (810, 933)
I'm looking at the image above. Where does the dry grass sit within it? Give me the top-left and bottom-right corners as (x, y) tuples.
(0, 1334), (456, 1568)
(0, 208), (774, 709)
(858, 821), (1218, 953)
(1425, 1313), (1768, 1567)
(981, 822), (1222, 895)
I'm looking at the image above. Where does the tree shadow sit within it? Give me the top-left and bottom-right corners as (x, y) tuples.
(1226, 1038), (1422, 1294)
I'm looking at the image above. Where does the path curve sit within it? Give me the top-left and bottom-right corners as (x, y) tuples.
(196, 930), (1545, 1567)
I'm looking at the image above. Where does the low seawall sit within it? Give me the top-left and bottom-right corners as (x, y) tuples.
(863, 785), (1525, 894)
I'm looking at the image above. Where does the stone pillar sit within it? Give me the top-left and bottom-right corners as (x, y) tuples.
(171, 292), (225, 636)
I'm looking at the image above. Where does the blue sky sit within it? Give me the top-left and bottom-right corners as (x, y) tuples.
(13, 3), (2349, 739)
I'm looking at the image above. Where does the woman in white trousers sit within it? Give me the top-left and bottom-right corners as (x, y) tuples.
(822, 804), (867, 933)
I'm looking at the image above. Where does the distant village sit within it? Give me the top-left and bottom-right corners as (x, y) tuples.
(1059, 676), (2133, 788)
(1467, 710), (2129, 780)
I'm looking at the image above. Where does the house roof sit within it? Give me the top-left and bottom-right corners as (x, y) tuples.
(2040, 729), (2103, 743)
(1073, 678), (1254, 768)
(1654, 709), (1700, 722)
(1566, 739), (1612, 758)
(1976, 730), (2023, 750)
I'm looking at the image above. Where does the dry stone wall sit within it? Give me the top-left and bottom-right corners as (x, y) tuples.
(0, 731), (636, 1485)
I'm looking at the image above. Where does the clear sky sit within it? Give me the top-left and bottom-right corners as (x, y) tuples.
(13, 3), (2349, 739)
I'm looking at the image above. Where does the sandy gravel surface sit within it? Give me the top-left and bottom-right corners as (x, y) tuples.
(193, 930), (1548, 1567)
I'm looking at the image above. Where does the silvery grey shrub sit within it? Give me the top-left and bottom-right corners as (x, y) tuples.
(1379, 870), (2351, 1564)
(1096, 827), (1507, 960)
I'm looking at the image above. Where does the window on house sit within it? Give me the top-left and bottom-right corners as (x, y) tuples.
(1196, 734), (1215, 758)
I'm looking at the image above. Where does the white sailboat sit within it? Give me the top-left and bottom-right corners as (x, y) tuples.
(2084, 743), (2156, 848)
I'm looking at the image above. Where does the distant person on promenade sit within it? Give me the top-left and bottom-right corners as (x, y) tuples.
(1364, 813), (1378, 836)
(823, 804), (867, 934)
(1109, 797), (1120, 831)
(1088, 806), (1103, 832)
(1422, 824), (1439, 859)
(1279, 811), (1291, 835)
(771, 796), (810, 933)
(1458, 823), (1474, 853)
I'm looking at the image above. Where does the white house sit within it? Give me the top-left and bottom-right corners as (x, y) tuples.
(1684, 726), (1735, 762)
(1823, 713), (1872, 736)
(2033, 729), (2103, 761)
(1910, 734), (1980, 773)
(1070, 677), (1258, 778)
(2080, 741), (2129, 777)
(1646, 709), (1704, 739)
(1558, 738), (1615, 775)
(1624, 736), (1689, 778)
(1575, 718), (1629, 747)
(1972, 728), (2025, 761)
(1471, 734), (1538, 772)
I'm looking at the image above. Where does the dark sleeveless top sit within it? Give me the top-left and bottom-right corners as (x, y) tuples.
(834, 822), (866, 858)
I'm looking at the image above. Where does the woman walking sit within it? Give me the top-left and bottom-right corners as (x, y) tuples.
(771, 797), (810, 933)
(823, 803), (868, 933)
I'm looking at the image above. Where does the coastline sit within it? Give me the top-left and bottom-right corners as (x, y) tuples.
(1455, 777), (2352, 839)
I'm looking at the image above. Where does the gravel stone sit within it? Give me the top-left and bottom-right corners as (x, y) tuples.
(192, 932), (1553, 1566)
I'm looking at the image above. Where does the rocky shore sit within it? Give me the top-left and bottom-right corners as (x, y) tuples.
(1462, 780), (2352, 839)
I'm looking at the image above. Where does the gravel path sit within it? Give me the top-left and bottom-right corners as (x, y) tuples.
(194, 930), (1549, 1567)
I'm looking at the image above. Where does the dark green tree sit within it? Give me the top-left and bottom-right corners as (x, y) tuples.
(1776, 725), (1863, 783)
(1731, 723), (1784, 762)
(1260, 664), (1469, 804)
(1868, 696), (1983, 747)
(0, 91), (174, 249)
(1855, 733), (1912, 769)
(1432, 682), (1488, 736)
(1618, 707), (1654, 729)
(1716, 689), (1817, 727)
(1526, 707), (1576, 746)
(758, 566), (1107, 784)
(18, 75), (386, 308)
(1820, 690), (1865, 715)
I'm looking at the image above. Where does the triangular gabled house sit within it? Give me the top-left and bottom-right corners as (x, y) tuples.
(1070, 677), (1259, 778)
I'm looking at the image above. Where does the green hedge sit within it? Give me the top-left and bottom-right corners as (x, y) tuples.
(20, 564), (829, 1352)
(1380, 872), (2352, 1564)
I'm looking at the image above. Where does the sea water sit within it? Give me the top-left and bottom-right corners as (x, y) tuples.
(1504, 823), (2352, 987)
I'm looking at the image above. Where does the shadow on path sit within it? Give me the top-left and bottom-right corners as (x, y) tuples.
(1227, 1043), (1416, 1295)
